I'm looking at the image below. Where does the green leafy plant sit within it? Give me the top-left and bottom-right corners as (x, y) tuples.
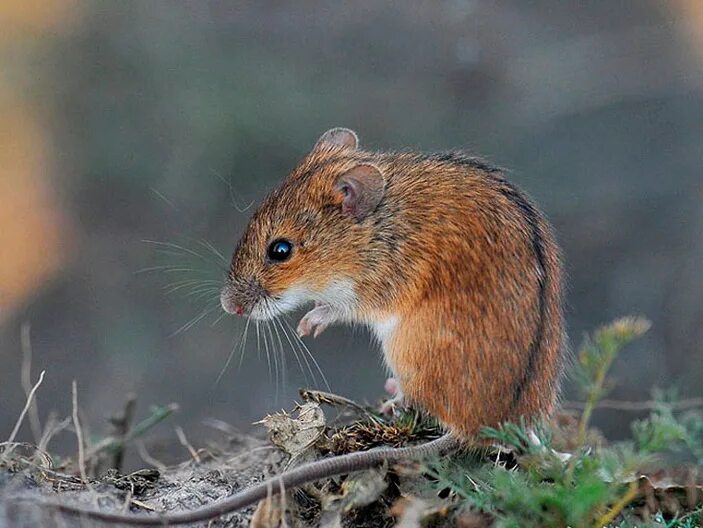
(572, 317), (651, 445)
(423, 316), (703, 528)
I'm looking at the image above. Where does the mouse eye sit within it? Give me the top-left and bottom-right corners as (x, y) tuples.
(267, 239), (293, 262)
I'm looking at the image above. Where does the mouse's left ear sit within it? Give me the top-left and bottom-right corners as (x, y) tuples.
(335, 164), (385, 221)
(314, 127), (359, 150)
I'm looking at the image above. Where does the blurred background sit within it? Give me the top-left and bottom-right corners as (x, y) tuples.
(1, 1), (702, 461)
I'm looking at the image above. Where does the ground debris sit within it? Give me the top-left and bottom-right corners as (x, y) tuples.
(0, 432), (285, 527)
(257, 402), (326, 458)
(0, 394), (450, 528)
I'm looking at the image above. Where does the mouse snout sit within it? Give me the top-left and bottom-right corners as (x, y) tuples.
(220, 287), (247, 316)
(220, 277), (266, 317)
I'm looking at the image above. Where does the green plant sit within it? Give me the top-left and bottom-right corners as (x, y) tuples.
(422, 316), (703, 528)
(571, 317), (651, 445)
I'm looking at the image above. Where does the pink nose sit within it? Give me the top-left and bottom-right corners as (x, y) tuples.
(234, 304), (245, 316)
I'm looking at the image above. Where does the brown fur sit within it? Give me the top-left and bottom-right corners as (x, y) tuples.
(224, 130), (565, 439)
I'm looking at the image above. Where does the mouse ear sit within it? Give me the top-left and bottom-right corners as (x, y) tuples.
(314, 127), (359, 150)
(335, 164), (385, 221)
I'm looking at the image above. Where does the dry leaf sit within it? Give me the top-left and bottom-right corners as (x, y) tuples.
(257, 402), (326, 457)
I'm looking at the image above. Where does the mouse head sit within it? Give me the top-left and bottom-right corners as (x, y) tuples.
(221, 128), (386, 320)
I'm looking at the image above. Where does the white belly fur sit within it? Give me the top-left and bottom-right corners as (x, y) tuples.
(370, 315), (401, 379)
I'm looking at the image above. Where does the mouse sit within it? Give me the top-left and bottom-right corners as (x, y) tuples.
(16, 127), (565, 525)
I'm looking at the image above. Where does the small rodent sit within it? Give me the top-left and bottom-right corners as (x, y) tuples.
(19, 128), (565, 525)
(222, 127), (565, 436)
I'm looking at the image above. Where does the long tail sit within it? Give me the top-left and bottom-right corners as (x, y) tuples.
(7, 434), (458, 526)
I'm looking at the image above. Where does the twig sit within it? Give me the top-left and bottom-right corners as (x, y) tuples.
(202, 417), (238, 436)
(72, 380), (91, 488)
(20, 322), (42, 443)
(108, 393), (137, 472)
(2, 370), (45, 463)
(593, 480), (639, 528)
(564, 398), (703, 412)
(129, 499), (160, 512)
(86, 402), (179, 459)
(279, 477), (288, 528)
(38, 414), (71, 454)
(299, 389), (372, 416)
(121, 490), (134, 514)
(175, 426), (200, 463)
(135, 440), (167, 473)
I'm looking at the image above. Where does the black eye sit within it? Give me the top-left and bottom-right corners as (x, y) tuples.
(267, 239), (293, 262)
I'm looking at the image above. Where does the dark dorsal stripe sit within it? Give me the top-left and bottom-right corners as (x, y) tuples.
(416, 154), (547, 408)
(424, 151), (503, 174)
(496, 182), (548, 408)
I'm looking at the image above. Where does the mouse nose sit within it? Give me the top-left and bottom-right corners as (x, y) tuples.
(220, 287), (247, 316)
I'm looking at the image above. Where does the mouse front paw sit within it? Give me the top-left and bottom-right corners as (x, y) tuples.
(380, 377), (405, 415)
(297, 303), (337, 338)
(380, 394), (405, 416)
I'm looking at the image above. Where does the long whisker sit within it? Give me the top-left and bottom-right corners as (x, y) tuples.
(270, 318), (288, 399)
(143, 240), (225, 271)
(137, 265), (204, 274)
(275, 317), (310, 387)
(215, 322), (247, 386)
(210, 310), (228, 328)
(187, 291), (221, 304)
(143, 240), (211, 260)
(169, 304), (220, 337)
(237, 317), (251, 370)
(197, 239), (229, 266)
(209, 167), (255, 213)
(163, 279), (221, 295)
(284, 318), (319, 387)
(261, 320), (272, 382)
(284, 317), (330, 391)
(149, 186), (178, 209)
(265, 320), (280, 402)
(182, 286), (221, 299)
(281, 318), (317, 387)
(254, 320), (261, 361)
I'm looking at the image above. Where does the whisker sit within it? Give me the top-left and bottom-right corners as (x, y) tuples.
(169, 304), (220, 337)
(136, 265), (204, 275)
(143, 240), (225, 270)
(270, 318), (288, 398)
(163, 279), (221, 295)
(197, 239), (229, 266)
(255, 320), (261, 361)
(143, 240), (210, 260)
(285, 318), (320, 387)
(180, 283), (221, 294)
(221, 338), (240, 381)
(210, 310), (228, 328)
(284, 317), (330, 391)
(261, 320), (272, 382)
(275, 318), (310, 387)
(265, 320), (280, 402)
(215, 323), (246, 386)
(187, 292), (221, 305)
(149, 187), (178, 209)
(209, 168), (255, 213)
(237, 317), (251, 370)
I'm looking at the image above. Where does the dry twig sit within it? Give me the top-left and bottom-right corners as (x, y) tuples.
(2, 370), (45, 463)
(564, 398), (703, 412)
(136, 440), (167, 473)
(175, 426), (201, 463)
(72, 380), (92, 490)
(20, 322), (42, 443)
